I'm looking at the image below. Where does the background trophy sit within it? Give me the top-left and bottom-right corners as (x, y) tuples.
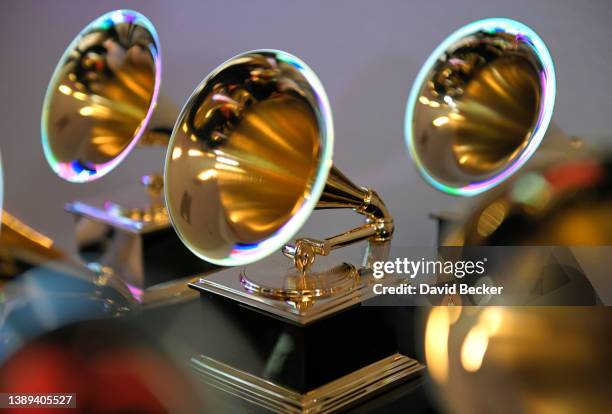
(402, 17), (593, 247)
(40, 9), (210, 288)
(403, 20), (612, 413)
(163, 50), (423, 412)
(404, 18), (585, 198)
(421, 158), (612, 414)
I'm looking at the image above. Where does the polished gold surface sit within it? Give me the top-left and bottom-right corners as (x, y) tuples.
(169, 95), (319, 246)
(448, 57), (540, 175)
(283, 166), (394, 273)
(240, 259), (359, 312)
(42, 10), (162, 182)
(165, 49), (393, 287)
(110, 173), (168, 224)
(408, 19), (555, 195)
(454, 159), (612, 246)
(425, 306), (612, 414)
(189, 243), (396, 323)
(165, 50), (327, 266)
(0, 210), (63, 278)
(192, 353), (423, 414)
(166, 50), (395, 303)
(0, 207), (197, 304)
(428, 158), (612, 414)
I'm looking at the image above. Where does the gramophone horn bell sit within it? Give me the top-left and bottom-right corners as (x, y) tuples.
(41, 9), (162, 183)
(164, 50), (334, 266)
(405, 18), (556, 196)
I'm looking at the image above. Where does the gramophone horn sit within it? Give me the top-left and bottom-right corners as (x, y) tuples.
(165, 50), (393, 270)
(404, 18), (559, 196)
(41, 9), (175, 183)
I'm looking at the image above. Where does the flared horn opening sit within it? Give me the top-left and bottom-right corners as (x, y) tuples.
(41, 9), (162, 183)
(405, 18), (556, 196)
(164, 50), (334, 266)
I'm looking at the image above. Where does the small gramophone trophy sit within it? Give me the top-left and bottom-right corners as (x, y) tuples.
(41, 10), (211, 288)
(164, 50), (423, 412)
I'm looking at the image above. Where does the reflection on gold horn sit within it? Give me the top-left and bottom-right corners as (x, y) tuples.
(164, 50), (392, 301)
(404, 18), (576, 196)
(414, 19), (612, 414)
(41, 10), (177, 223)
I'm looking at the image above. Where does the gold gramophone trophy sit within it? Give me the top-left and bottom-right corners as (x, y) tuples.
(164, 50), (423, 412)
(41, 10), (210, 288)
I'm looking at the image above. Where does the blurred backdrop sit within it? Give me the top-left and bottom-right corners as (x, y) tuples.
(0, 0), (611, 253)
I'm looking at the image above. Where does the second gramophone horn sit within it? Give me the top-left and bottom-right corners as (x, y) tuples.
(403, 18), (583, 196)
(41, 9), (175, 183)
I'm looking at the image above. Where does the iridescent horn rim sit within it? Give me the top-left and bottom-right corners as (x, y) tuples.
(41, 9), (162, 183)
(164, 49), (334, 266)
(404, 18), (556, 196)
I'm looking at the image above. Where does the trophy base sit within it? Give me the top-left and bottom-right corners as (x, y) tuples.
(192, 353), (423, 414)
(239, 260), (360, 305)
(182, 251), (424, 412)
(65, 189), (215, 289)
(194, 253), (389, 324)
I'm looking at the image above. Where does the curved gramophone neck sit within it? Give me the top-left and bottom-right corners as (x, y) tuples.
(282, 165), (394, 272)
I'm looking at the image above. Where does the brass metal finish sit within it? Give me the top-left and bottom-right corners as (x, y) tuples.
(406, 19), (559, 195)
(0, 211), (63, 278)
(0, 206), (198, 305)
(192, 353), (424, 414)
(189, 244), (394, 323)
(38, 11), (210, 286)
(65, 188), (216, 289)
(41, 10), (177, 227)
(41, 10), (172, 182)
(240, 258), (360, 313)
(283, 166), (393, 272)
(449, 158), (612, 246)
(165, 50), (393, 301)
(165, 50), (329, 267)
(415, 56), (540, 179)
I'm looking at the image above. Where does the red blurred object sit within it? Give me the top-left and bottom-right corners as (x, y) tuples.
(0, 321), (201, 413)
(545, 159), (605, 192)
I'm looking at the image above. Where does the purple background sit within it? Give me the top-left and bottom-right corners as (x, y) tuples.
(1, 0), (611, 253)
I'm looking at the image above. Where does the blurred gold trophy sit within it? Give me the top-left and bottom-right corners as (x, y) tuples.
(0, 210), (64, 280)
(0, 151), (63, 281)
(422, 159), (612, 414)
(164, 50), (422, 412)
(41, 10), (209, 287)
